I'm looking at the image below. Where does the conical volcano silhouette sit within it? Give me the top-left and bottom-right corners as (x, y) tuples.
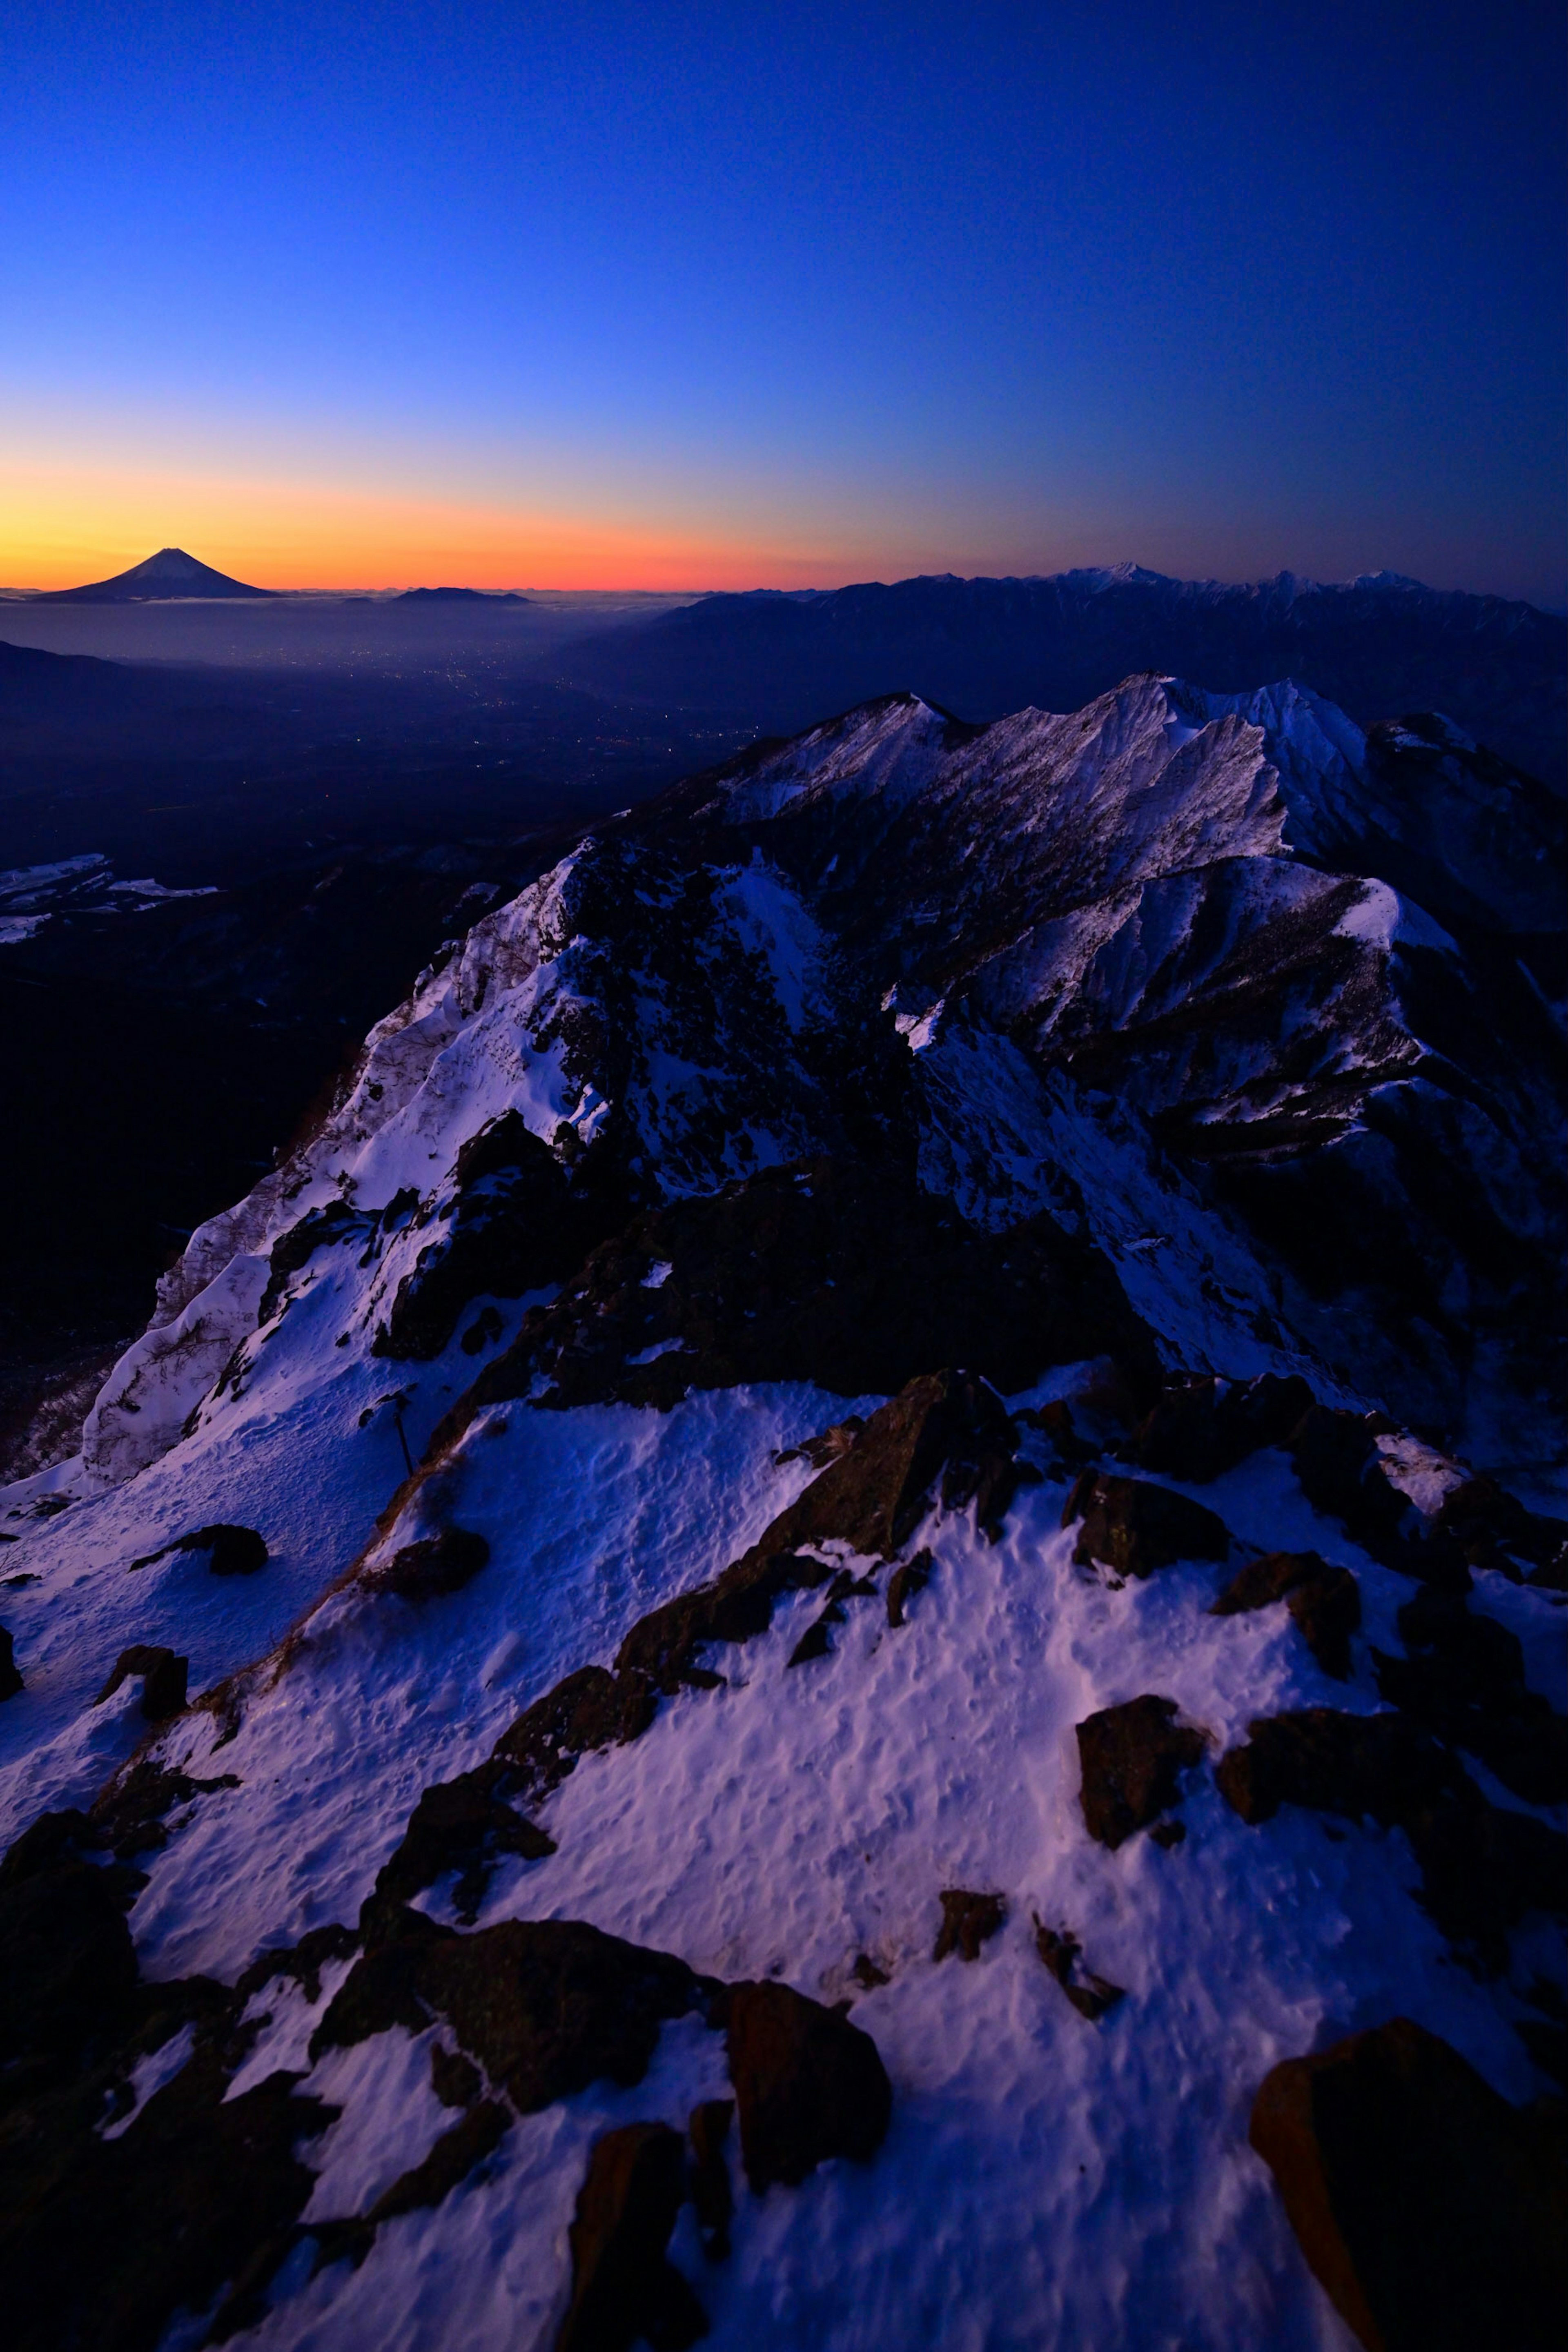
(38, 546), (278, 601)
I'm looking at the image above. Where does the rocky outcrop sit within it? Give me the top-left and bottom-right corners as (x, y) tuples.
(1250, 2017), (1568, 2352)
(1033, 1920), (1125, 2021)
(1065, 1475), (1230, 1580)
(1375, 1589), (1568, 1804)
(724, 1980), (892, 2192)
(1210, 1550), (1361, 1678)
(1132, 1374), (1313, 1483)
(93, 1644), (188, 1721)
(1076, 1696), (1207, 1848)
(556, 2122), (707, 2352)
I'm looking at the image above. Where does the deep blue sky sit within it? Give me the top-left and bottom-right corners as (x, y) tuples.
(2, 0), (1563, 596)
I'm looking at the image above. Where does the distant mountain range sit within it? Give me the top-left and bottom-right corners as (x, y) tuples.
(396, 585), (530, 603)
(558, 566), (1568, 788)
(33, 546), (276, 602)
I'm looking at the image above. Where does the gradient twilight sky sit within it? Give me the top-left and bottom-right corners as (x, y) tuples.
(2, 0), (1563, 599)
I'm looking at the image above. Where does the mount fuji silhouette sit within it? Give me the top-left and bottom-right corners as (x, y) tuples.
(36, 545), (278, 601)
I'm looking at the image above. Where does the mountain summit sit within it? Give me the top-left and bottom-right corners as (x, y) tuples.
(36, 545), (278, 601)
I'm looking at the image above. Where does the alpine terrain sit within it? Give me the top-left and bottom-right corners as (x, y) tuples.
(2, 672), (1564, 2352)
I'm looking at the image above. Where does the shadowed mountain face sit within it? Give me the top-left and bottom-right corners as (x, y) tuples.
(556, 568), (1568, 790)
(35, 546), (277, 602)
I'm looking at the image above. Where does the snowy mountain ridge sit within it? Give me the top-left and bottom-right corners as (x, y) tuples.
(0, 672), (1563, 2352)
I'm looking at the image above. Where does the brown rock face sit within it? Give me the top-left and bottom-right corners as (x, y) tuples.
(556, 2121), (707, 2352)
(1250, 2017), (1568, 2352)
(1209, 1550), (1361, 1677)
(725, 1979), (893, 2191)
(370, 1775), (556, 1922)
(1076, 1695), (1207, 1849)
(933, 1889), (1007, 1962)
(1065, 1474), (1230, 1579)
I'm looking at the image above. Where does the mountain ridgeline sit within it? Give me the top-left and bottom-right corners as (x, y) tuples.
(0, 668), (1563, 2352)
(558, 566), (1568, 791)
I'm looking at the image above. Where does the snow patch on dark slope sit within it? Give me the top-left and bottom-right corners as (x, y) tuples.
(0, 674), (1563, 2352)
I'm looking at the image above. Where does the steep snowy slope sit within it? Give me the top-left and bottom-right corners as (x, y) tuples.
(1, 675), (1563, 2352)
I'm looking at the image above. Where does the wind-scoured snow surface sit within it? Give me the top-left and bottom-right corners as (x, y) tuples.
(2, 673), (1564, 2351)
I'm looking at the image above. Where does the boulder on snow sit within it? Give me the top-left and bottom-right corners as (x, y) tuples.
(127, 1522), (268, 1577)
(724, 1978), (892, 2191)
(933, 1889), (1007, 1963)
(1211, 1549), (1330, 1615)
(556, 2120), (707, 2352)
(366, 1525), (490, 1601)
(1064, 1473), (1230, 1579)
(1250, 2016), (1568, 2352)
(1076, 1695), (1207, 1849)
(93, 1644), (188, 1721)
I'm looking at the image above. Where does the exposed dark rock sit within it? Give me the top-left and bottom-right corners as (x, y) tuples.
(461, 1305), (504, 1354)
(1284, 1408), (1466, 1586)
(491, 1665), (661, 1804)
(1211, 1548), (1362, 1677)
(688, 2098), (735, 2261)
(94, 1644), (189, 1721)
(1032, 1919), (1125, 2020)
(786, 1603), (842, 1668)
(1215, 1704), (1568, 1969)
(1250, 2016), (1567, 2352)
(1065, 1473), (1230, 1579)
(0, 1623), (22, 1700)
(0, 1850), (140, 2067)
(366, 1525), (490, 1601)
(316, 1913), (707, 2116)
(933, 1889), (1007, 1962)
(89, 1755), (241, 1863)
(1428, 1475), (1568, 1587)
(1375, 1588), (1568, 1805)
(725, 1979), (893, 2191)
(1287, 1567), (1362, 1679)
(3, 2038), (337, 2352)
(774, 1416), (866, 1468)
(1211, 1549), (1330, 1615)
(556, 2121), (708, 2352)
(430, 2042), (484, 2109)
(127, 1523), (268, 1577)
(1013, 1398), (1095, 1467)
(1214, 1709), (1460, 1829)
(234, 1922), (361, 2007)
(367, 2098), (508, 2223)
(851, 1953), (890, 1990)
(1076, 1695), (1207, 1849)
(1134, 1373), (1314, 1483)
(257, 1198), (367, 1326)
(375, 1114), (627, 1362)
(436, 1156), (1156, 1426)
(1149, 1819), (1187, 1849)
(886, 1548), (932, 1628)
(371, 1774), (557, 1921)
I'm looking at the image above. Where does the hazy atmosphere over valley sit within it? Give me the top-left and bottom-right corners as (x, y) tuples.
(2, 7), (1564, 2351)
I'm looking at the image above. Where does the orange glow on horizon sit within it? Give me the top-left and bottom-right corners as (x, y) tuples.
(0, 462), (871, 594)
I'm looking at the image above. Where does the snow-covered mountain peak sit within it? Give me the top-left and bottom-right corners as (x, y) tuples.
(1, 670), (1562, 2352)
